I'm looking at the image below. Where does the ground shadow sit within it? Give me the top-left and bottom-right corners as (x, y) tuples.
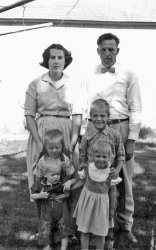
(0, 143), (156, 249)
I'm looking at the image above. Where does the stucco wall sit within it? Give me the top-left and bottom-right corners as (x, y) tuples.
(0, 25), (156, 136)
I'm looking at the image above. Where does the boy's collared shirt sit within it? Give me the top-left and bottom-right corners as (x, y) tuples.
(80, 123), (125, 167)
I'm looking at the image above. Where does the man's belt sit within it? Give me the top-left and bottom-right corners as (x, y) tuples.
(108, 118), (129, 125)
(88, 117), (129, 124)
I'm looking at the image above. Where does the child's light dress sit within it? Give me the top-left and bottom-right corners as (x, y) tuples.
(73, 162), (111, 236)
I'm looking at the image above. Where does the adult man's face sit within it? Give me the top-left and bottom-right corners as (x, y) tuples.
(97, 39), (119, 68)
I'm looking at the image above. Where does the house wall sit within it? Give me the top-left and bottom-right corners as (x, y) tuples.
(0, 25), (156, 136)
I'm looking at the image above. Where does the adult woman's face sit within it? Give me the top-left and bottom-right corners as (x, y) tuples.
(48, 48), (65, 74)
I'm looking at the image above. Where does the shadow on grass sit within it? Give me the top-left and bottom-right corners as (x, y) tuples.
(0, 143), (156, 250)
(114, 141), (156, 250)
(0, 153), (38, 249)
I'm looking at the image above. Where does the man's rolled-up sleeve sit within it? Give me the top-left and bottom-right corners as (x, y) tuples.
(127, 72), (142, 140)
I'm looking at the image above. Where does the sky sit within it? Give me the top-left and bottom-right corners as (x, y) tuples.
(0, 25), (156, 135)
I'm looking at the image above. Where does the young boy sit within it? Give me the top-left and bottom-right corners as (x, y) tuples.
(78, 99), (125, 249)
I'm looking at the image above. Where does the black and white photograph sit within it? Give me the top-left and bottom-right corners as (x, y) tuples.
(0, 1), (156, 250)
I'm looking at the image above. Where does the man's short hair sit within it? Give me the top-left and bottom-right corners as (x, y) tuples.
(97, 33), (120, 47)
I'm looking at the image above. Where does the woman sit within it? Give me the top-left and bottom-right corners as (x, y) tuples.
(24, 43), (82, 191)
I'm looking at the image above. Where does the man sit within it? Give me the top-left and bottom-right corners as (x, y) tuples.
(85, 33), (142, 244)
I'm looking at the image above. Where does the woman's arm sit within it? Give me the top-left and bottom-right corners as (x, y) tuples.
(26, 116), (43, 153)
(69, 114), (82, 153)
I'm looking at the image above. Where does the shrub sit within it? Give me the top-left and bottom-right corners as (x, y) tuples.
(139, 126), (156, 139)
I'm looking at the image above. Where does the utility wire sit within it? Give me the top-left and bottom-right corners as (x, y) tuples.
(0, 0), (36, 13)
(58, 0), (80, 27)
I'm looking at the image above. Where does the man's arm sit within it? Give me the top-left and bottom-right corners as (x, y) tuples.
(126, 71), (142, 160)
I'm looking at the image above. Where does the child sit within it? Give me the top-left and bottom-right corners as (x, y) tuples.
(31, 129), (76, 250)
(72, 99), (125, 250)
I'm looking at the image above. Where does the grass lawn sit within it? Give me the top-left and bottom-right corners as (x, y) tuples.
(0, 140), (156, 250)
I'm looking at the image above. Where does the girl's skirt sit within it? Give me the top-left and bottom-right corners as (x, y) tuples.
(73, 185), (109, 236)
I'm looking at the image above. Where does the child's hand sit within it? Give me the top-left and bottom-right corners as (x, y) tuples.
(109, 167), (119, 180)
(38, 190), (49, 199)
(78, 163), (88, 171)
(63, 180), (72, 191)
(109, 208), (115, 219)
(55, 193), (69, 203)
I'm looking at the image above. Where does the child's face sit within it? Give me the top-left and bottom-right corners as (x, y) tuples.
(46, 138), (63, 158)
(90, 107), (109, 131)
(93, 151), (109, 169)
(46, 168), (61, 185)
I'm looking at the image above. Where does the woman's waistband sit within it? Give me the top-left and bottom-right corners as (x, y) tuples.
(39, 114), (70, 119)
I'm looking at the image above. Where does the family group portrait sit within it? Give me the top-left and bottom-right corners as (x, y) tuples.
(0, 1), (156, 250)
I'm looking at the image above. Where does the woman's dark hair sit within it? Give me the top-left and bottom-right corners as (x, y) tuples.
(40, 43), (73, 69)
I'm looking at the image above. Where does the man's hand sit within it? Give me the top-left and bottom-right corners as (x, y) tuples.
(125, 139), (135, 161)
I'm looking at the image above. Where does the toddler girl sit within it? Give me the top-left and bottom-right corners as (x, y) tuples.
(72, 141), (118, 250)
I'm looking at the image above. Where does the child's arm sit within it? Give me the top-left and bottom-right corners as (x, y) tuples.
(79, 135), (88, 166)
(109, 159), (124, 179)
(55, 192), (70, 203)
(63, 178), (77, 192)
(31, 190), (49, 200)
(70, 179), (85, 190)
(30, 176), (49, 200)
(109, 185), (117, 219)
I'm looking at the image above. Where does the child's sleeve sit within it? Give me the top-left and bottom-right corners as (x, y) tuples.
(34, 157), (45, 178)
(79, 135), (88, 166)
(31, 175), (42, 194)
(115, 132), (125, 162)
(62, 154), (75, 177)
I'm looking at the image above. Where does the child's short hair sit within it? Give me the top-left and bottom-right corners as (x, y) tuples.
(90, 99), (110, 117)
(44, 129), (64, 147)
(92, 140), (112, 159)
(42, 162), (62, 176)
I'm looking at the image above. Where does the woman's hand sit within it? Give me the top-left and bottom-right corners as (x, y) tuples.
(68, 142), (76, 154)
(36, 141), (43, 155)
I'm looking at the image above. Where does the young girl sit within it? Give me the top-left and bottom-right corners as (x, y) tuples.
(31, 129), (76, 250)
(72, 141), (118, 250)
